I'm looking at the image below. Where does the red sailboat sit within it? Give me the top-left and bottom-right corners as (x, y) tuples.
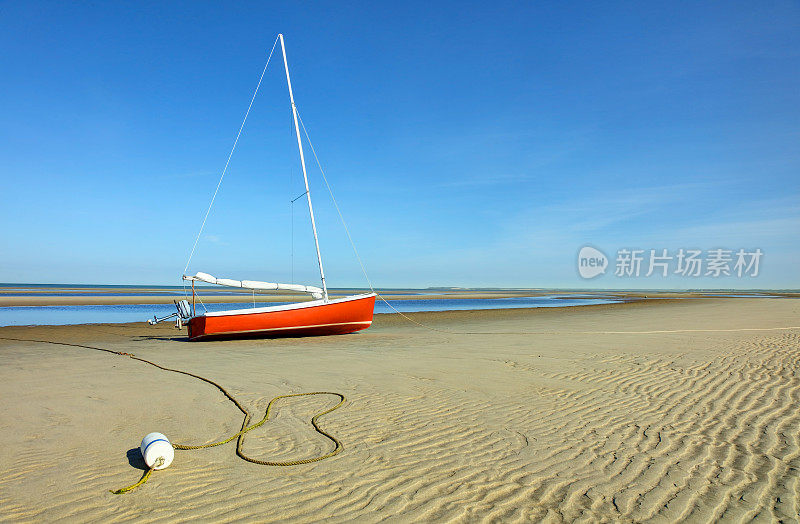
(150, 34), (375, 340)
(186, 295), (376, 340)
(178, 273), (376, 341)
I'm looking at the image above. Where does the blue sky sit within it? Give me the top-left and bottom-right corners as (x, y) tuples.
(1, 1), (798, 289)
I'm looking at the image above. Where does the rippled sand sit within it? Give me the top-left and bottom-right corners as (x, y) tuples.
(1, 298), (798, 521)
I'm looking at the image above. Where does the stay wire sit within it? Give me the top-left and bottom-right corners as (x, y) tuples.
(295, 110), (374, 292)
(183, 35), (280, 277)
(367, 301), (800, 336)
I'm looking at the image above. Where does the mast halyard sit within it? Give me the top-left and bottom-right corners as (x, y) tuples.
(279, 33), (329, 302)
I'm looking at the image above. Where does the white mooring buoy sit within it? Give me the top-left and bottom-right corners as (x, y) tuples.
(140, 432), (174, 470)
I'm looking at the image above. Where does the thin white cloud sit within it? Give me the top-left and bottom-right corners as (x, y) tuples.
(394, 185), (799, 286)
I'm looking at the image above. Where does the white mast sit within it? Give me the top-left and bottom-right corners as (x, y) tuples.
(279, 33), (328, 302)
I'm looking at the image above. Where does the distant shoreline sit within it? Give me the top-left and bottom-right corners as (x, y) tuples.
(0, 286), (796, 307)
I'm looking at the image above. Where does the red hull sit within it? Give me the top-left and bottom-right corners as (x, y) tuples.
(187, 293), (376, 341)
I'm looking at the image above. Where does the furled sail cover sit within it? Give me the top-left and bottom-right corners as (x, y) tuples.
(184, 272), (323, 298)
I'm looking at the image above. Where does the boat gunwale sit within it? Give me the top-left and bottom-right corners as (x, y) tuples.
(196, 292), (376, 319)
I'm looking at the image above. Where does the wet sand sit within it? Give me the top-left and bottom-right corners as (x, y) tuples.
(0, 292), (538, 307)
(1, 298), (799, 521)
(0, 287), (557, 307)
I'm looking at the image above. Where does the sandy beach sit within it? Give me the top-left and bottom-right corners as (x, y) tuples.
(1, 298), (799, 521)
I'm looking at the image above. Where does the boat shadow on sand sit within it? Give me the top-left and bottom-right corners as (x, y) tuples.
(132, 334), (192, 343)
(132, 331), (366, 343)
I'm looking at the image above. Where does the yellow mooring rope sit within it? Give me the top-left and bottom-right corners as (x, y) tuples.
(111, 392), (345, 494)
(111, 457), (165, 494)
(0, 337), (345, 495)
(173, 392), (345, 463)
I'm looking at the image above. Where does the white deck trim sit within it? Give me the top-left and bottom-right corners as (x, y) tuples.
(199, 293), (376, 318)
(193, 320), (372, 338)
